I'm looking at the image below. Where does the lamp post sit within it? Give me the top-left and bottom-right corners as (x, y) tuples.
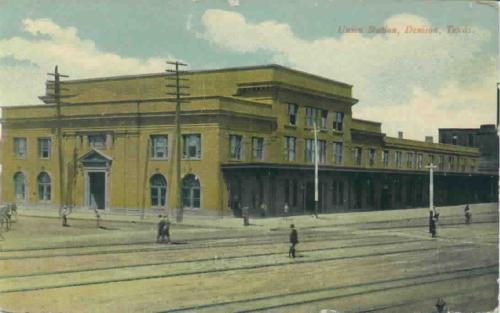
(425, 163), (437, 214)
(313, 122), (319, 218)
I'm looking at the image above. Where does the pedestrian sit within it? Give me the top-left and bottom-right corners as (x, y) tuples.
(435, 297), (447, 313)
(429, 209), (437, 238)
(163, 217), (171, 243)
(157, 215), (166, 243)
(465, 204), (472, 224)
(289, 224), (298, 258)
(260, 202), (267, 218)
(61, 206), (69, 227)
(283, 203), (289, 220)
(94, 209), (101, 228)
(242, 206), (250, 226)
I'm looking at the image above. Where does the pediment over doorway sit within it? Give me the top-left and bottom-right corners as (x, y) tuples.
(79, 149), (113, 167)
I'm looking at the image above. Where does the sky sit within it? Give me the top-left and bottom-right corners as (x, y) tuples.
(0, 0), (498, 140)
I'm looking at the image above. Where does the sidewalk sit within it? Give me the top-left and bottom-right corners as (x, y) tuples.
(14, 202), (498, 231)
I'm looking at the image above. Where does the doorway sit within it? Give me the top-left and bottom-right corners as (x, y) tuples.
(88, 172), (105, 210)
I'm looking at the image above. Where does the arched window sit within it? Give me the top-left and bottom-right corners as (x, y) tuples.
(38, 172), (51, 201)
(182, 174), (200, 209)
(150, 174), (167, 207)
(14, 172), (26, 200)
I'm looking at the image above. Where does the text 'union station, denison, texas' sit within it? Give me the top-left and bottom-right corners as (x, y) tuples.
(1, 64), (497, 217)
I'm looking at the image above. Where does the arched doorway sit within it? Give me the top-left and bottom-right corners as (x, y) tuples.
(150, 174), (167, 207)
(182, 174), (200, 209)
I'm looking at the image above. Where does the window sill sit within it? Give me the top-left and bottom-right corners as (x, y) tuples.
(182, 157), (202, 161)
(151, 158), (168, 161)
(284, 124), (297, 130)
(332, 129), (344, 134)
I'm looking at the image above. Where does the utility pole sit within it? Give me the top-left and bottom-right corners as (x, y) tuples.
(47, 66), (69, 212)
(313, 122), (319, 218)
(166, 61), (189, 223)
(425, 163), (437, 214)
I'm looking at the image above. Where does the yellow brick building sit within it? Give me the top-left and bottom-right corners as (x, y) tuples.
(1, 65), (495, 216)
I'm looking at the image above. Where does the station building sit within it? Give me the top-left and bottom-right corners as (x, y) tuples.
(1, 64), (496, 216)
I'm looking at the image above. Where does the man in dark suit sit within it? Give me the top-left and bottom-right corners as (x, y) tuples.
(289, 224), (298, 258)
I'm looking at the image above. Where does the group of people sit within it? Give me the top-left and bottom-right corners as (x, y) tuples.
(429, 204), (473, 238)
(157, 215), (171, 243)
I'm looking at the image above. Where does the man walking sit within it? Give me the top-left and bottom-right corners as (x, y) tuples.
(157, 215), (166, 243)
(429, 209), (437, 238)
(465, 204), (472, 224)
(289, 224), (298, 258)
(61, 206), (69, 227)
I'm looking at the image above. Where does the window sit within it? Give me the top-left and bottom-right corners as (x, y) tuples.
(333, 112), (344, 131)
(305, 107), (325, 128)
(150, 135), (168, 159)
(429, 154), (435, 166)
(332, 142), (343, 165)
(305, 139), (325, 163)
(14, 138), (27, 158)
(37, 172), (51, 201)
(182, 174), (200, 209)
(439, 155), (445, 170)
(407, 152), (414, 168)
(448, 156), (454, 170)
(183, 134), (201, 159)
(284, 179), (290, 205)
(383, 150), (389, 167)
(229, 135), (243, 160)
(320, 110), (328, 128)
(354, 147), (362, 166)
(468, 134), (474, 147)
(89, 134), (106, 149)
(395, 151), (402, 168)
(14, 172), (26, 200)
(306, 107), (314, 127)
(252, 137), (264, 161)
(470, 159), (475, 172)
(284, 136), (296, 161)
(369, 149), (376, 166)
(288, 103), (298, 125)
(150, 174), (167, 207)
(452, 135), (458, 145)
(417, 154), (423, 169)
(292, 180), (298, 206)
(38, 138), (51, 159)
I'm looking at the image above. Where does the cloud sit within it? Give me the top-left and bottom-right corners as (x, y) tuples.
(0, 18), (174, 106)
(227, 0), (240, 7)
(200, 9), (496, 140)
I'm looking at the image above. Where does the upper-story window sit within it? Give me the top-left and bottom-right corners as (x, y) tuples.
(354, 147), (363, 166)
(417, 154), (423, 169)
(333, 112), (344, 131)
(383, 150), (389, 167)
(183, 134), (201, 159)
(150, 135), (168, 159)
(448, 156), (454, 170)
(429, 154), (435, 166)
(320, 110), (328, 128)
(305, 139), (326, 163)
(38, 138), (51, 159)
(406, 152), (414, 168)
(439, 155), (445, 170)
(284, 136), (296, 161)
(288, 103), (298, 126)
(369, 148), (376, 166)
(89, 134), (107, 149)
(305, 107), (327, 128)
(14, 138), (27, 158)
(229, 135), (243, 160)
(395, 151), (402, 168)
(332, 142), (343, 165)
(252, 137), (264, 161)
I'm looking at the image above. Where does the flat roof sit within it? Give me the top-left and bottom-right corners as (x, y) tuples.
(62, 64), (353, 88)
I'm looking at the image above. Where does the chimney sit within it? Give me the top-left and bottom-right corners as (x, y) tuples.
(425, 136), (433, 143)
(398, 131), (403, 139)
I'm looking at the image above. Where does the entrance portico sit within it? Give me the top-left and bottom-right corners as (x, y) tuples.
(79, 149), (112, 210)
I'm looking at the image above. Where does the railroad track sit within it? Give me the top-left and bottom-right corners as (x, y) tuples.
(0, 242), (478, 294)
(154, 264), (497, 313)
